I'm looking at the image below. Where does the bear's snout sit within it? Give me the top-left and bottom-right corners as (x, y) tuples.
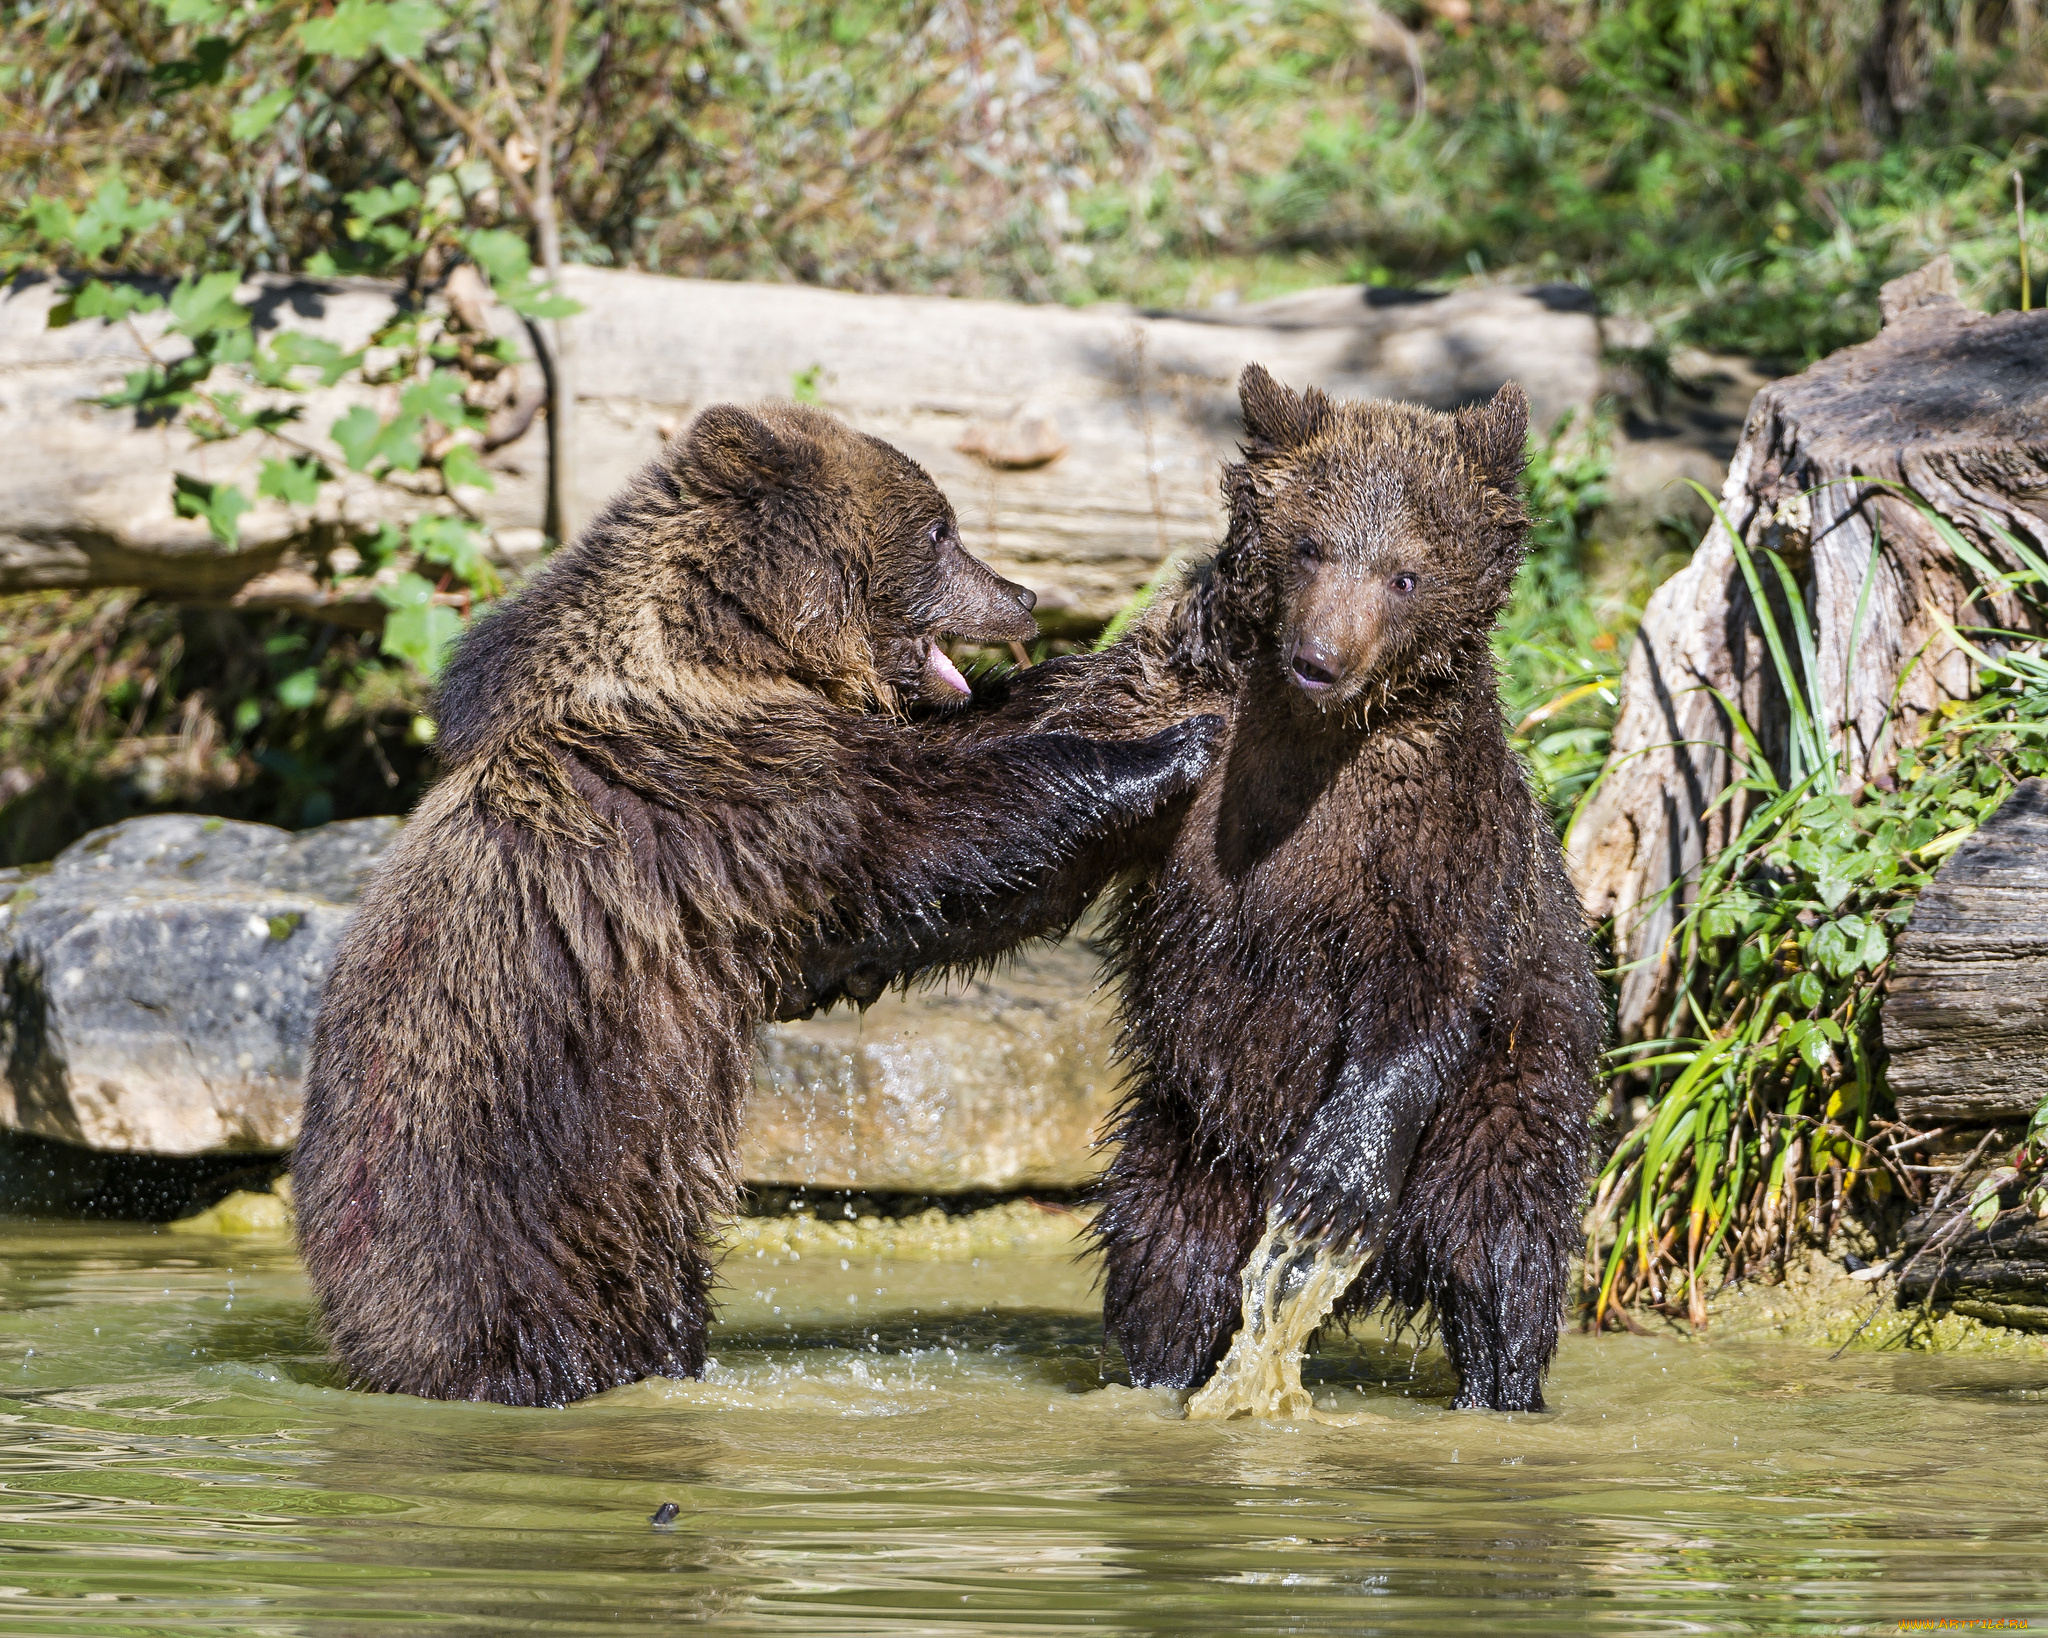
(1287, 635), (1344, 693)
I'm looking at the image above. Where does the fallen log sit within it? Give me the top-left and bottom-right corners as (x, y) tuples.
(0, 270), (1606, 632)
(1569, 258), (2048, 1039)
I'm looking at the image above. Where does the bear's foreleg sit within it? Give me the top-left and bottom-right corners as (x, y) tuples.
(1094, 1096), (1263, 1391)
(785, 717), (1219, 1013)
(1271, 1018), (1476, 1255)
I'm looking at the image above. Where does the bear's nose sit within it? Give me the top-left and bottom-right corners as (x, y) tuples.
(1288, 636), (1343, 692)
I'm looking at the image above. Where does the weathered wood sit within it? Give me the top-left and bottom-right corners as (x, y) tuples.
(1884, 778), (2048, 1124)
(1896, 1191), (2048, 1327)
(1568, 258), (2048, 1039)
(0, 269), (1604, 632)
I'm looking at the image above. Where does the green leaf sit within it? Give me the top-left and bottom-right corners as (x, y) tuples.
(168, 270), (250, 337)
(399, 369), (474, 431)
(61, 180), (174, 261)
(229, 88), (294, 143)
(275, 668), (321, 710)
(377, 572), (464, 675)
(172, 474), (251, 547)
(344, 179), (423, 229)
(330, 405), (421, 473)
(358, 521), (406, 565)
(494, 281), (581, 320)
(258, 455), (328, 508)
(233, 696), (263, 734)
(463, 228), (583, 319)
(25, 196), (76, 249)
(1788, 1022), (1832, 1073)
(408, 515), (500, 592)
(330, 405), (384, 472)
(150, 36), (234, 92)
(462, 228), (533, 286)
(268, 332), (365, 388)
(1792, 969), (1823, 1011)
(438, 442), (495, 492)
(1970, 1168), (2018, 1231)
(158, 0), (231, 24)
(1809, 920), (1858, 980)
(376, 424), (424, 473)
(300, 0), (442, 61)
(61, 280), (163, 327)
(1814, 871), (1854, 912)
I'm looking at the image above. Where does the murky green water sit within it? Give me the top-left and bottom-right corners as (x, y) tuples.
(3, 1216), (2046, 1636)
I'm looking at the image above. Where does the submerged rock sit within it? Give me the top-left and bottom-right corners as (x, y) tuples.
(2, 814), (1119, 1189)
(169, 1186), (294, 1237)
(718, 1198), (1097, 1264)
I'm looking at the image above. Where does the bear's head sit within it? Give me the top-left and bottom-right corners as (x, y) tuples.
(1207, 365), (1530, 718)
(681, 402), (1039, 708)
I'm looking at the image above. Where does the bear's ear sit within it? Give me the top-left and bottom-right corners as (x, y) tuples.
(1453, 382), (1529, 493)
(681, 405), (824, 501)
(1238, 364), (1331, 459)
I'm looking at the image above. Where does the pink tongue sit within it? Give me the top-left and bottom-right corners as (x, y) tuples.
(925, 643), (971, 697)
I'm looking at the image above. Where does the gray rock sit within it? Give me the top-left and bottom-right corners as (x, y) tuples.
(1, 813), (1119, 1189)
(746, 938), (1116, 1192)
(42, 812), (401, 903)
(0, 816), (379, 1153)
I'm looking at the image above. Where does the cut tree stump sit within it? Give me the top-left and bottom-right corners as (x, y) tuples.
(1568, 257), (2048, 1040)
(1884, 778), (2048, 1125)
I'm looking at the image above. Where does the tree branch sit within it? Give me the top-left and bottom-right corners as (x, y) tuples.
(383, 52), (537, 218)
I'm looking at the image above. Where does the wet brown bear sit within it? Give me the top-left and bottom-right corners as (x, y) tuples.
(293, 403), (1216, 1407)
(806, 368), (1603, 1412)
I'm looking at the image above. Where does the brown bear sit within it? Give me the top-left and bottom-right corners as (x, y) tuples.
(802, 367), (1604, 1412)
(292, 402), (1218, 1408)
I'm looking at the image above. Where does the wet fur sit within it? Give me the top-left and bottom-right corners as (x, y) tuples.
(294, 403), (1214, 1407)
(813, 370), (1604, 1411)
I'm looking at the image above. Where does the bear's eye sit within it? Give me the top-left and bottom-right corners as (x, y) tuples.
(1390, 573), (1418, 595)
(1296, 537), (1322, 565)
(927, 521), (949, 549)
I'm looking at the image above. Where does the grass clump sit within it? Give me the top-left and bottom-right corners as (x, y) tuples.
(1586, 493), (2048, 1328)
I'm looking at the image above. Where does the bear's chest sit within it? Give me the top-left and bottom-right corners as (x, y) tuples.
(1157, 717), (1445, 927)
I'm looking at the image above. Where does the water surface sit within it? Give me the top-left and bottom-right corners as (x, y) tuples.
(3, 1216), (2045, 1634)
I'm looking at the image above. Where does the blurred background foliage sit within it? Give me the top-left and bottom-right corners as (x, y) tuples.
(10, 0), (2043, 352)
(1, 0), (2044, 865)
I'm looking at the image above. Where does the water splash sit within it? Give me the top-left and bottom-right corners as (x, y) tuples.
(1185, 1207), (1385, 1423)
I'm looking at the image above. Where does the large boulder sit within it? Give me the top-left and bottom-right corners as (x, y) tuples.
(0, 814), (397, 1151)
(747, 937), (1115, 1192)
(0, 814), (1118, 1186)
(0, 269), (1606, 633)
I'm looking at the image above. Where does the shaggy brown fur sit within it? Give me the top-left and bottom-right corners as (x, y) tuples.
(806, 368), (1604, 1412)
(294, 403), (1217, 1407)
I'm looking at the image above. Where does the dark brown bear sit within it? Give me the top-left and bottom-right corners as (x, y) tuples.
(293, 402), (1217, 1407)
(807, 367), (1603, 1412)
